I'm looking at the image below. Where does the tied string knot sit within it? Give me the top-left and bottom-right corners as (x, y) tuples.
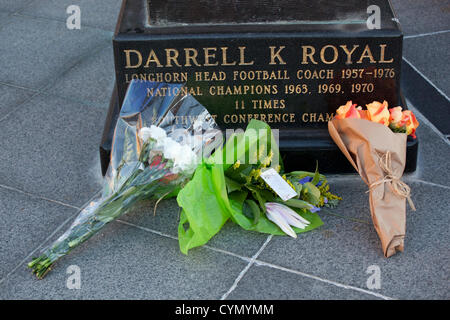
(368, 151), (416, 211)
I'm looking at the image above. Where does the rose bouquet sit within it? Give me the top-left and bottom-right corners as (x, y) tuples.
(29, 80), (221, 278)
(177, 119), (341, 254)
(328, 100), (419, 257)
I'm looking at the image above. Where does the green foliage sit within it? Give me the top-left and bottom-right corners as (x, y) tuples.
(176, 120), (340, 254)
(389, 123), (407, 134)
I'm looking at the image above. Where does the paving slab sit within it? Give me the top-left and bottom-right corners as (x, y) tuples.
(228, 263), (381, 300)
(403, 33), (450, 98)
(391, 0), (450, 36)
(0, 187), (77, 280)
(19, 0), (123, 32)
(51, 45), (115, 109)
(0, 222), (248, 299)
(0, 94), (105, 207)
(411, 106), (450, 187)
(0, 83), (34, 116)
(0, 15), (110, 90)
(0, 0), (33, 13)
(0, 10), (12, 29)
(257, 181), (450, 299)
(120, 198), (270, 258)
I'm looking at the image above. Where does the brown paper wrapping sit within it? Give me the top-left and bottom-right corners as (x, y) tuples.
(328, 118), (408, 258)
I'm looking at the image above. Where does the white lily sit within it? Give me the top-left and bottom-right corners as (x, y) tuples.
(269, 202), (311, 226)
(265, 202), (311, 238)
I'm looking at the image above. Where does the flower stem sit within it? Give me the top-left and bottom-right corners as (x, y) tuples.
(28, 164), (172, 279)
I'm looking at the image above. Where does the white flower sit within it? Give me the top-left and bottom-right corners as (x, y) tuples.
(265, 202), (310, 238)
(139, 127), (152, 142)
(139, 125), (167, 142)
(154, 136), (198, 174)
(161, 137), (181, 160)
(173, 145), (198, 173)
(139, 126), (198, 175)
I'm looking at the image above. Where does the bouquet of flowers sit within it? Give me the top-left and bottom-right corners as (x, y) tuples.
(29, 80), (221, 278)
(177, 119), (341, 254)
(28, 80), (343, 278)
(328, 100), (419, 257)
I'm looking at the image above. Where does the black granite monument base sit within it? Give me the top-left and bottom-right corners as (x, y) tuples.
(100, 0), (418, 175)
(100, 87), (418, 175)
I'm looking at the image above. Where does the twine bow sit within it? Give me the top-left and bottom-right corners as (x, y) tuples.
(369, 151), (416, 211)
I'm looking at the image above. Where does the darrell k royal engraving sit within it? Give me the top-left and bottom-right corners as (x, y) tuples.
(122, 44), (394, 69)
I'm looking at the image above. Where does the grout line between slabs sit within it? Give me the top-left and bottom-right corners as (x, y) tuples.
(2, 180), (445, 298)
(13, 0), (37, 14)
(0, 0), (34, 30)
(0, 81), (39, 92)
(405, 178), (450, 190)
(116, 219), (252, 262)
(0, 90), (42, 123)
(0, 78), (112, 111)
(0, 196), (394, 300)
(0, 0), (35, 15)
(117, 219), (178, 241)
(37, 42), (112, 94)
(40, 90), (113, 110)
(0, 183), (82, 210)
(116, 220), (396, 300)
(404, 29), (450, 39)
(252, 260), (395, 300)
(220, 235), (273, 300)
(0, 42), (112, 123)
(0, 190), (101, 286)
(45, 84), (114, 108)
(11, 12), (115, 35)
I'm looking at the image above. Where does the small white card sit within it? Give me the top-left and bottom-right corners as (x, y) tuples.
(260, 168), (297, 201)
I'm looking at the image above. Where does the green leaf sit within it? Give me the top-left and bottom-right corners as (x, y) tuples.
(292, 182), (303, 197)
(302, 182), (321, 206)
(242, 201), (254, 220)
(288, 171), (326, 183)
(281, 198), (313, 210)
(246, 186), (267, 213)
(225, 176), (242, 193)
(257, 189), (276, 202)
(311, 161), (320, 185)
(225, 164), (254, 184)
(244, 199), (261, 225)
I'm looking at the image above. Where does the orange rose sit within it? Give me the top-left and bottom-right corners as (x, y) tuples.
(389, 106), (403, 125)
(366, 100), (390, 126)
(335, 101), (360, 119)
(402, 110), (419, 138)
(356, 106), (369, 120)
(388, 107), (419, 138)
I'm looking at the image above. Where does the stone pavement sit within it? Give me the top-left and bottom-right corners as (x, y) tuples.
(0, 0), (448, 300)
